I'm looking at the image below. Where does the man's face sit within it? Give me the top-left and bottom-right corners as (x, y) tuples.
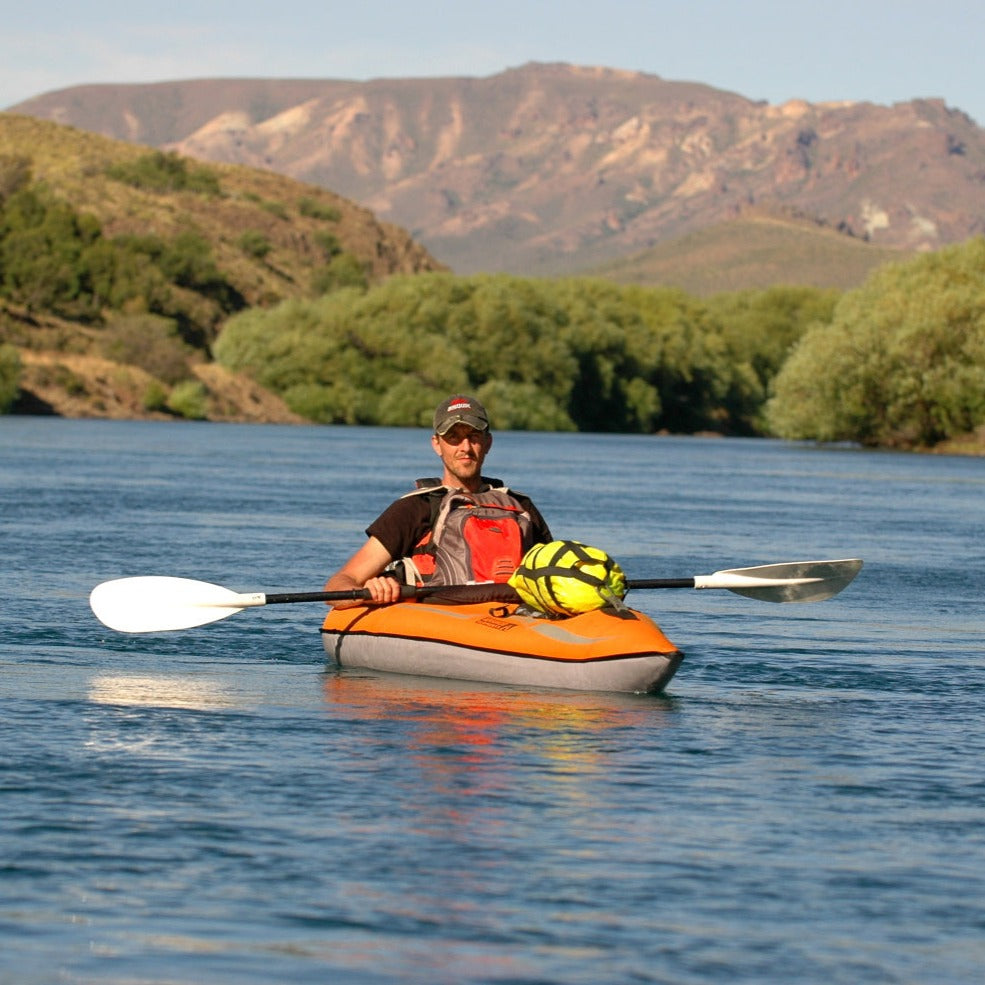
(432, 425), (492, 486)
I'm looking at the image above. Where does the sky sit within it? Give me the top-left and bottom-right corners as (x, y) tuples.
(2, 0), (984, 126)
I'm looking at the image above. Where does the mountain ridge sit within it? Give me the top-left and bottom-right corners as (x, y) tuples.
(13, 62), (985, 278)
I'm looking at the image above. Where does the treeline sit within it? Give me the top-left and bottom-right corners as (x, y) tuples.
(213, 238), (985, 447)
(3, 138), (984, 449)
(214, 274), (836, 434)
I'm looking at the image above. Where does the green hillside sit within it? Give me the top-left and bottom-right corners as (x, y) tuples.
(586, 210), (911, 295)
(0, 113), (442, 420)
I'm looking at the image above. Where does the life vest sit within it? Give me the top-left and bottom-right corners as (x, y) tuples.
(395, 478), (533, 587)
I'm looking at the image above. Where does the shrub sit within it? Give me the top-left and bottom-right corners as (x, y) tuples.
(260, 200), (288, 220)
(157, 231), (220, 289)
(282, 381), (366, 424)
(310, 254), (369, 294)
(0, 343), (21, 411)
(166, 380), (209, 420)
(0, 154), (32, 203)
(238, 230), (272, 260)
(33, 362), (87, 397)
(100, 314), (192, 385)
(298, 197), (341, 221)
(142, 381), (169, 412)
(313, 230), (342, 259)
(106, 151), (222, 196)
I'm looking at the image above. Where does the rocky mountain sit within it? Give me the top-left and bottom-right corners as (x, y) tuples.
(12, 63), (985, 278)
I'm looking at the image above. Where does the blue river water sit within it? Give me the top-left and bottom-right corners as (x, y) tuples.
(1, 418), (983, 984)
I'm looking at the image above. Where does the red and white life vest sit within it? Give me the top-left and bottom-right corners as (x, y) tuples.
(397, 481), (533, 586)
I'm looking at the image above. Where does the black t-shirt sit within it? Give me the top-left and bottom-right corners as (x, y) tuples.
(366, 483), (552, 561)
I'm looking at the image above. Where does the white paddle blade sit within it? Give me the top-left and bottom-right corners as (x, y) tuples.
(89, 576), (265, 633)
(696, 559), (863, 603)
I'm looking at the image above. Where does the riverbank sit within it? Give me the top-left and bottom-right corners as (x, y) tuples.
(7, 347), (985, 455)
(11, 350), (304, 424)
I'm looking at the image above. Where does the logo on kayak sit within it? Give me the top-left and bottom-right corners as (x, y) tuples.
(476, 616), (517, 632)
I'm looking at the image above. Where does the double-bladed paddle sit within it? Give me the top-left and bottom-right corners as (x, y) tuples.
(89, 558), (863, 634)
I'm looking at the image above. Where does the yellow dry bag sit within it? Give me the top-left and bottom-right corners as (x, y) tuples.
(508, 540), (627, 616)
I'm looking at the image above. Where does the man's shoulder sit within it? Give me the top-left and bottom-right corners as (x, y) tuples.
(367, 491), (432, 538)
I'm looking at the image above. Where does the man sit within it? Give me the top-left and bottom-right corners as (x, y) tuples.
(326, 395), (552, 607)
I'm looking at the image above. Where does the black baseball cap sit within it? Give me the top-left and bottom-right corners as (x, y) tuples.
(433, 395), (490, 435)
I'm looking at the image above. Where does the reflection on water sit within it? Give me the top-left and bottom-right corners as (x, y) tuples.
(321, 668), (683, 982)
(87, 674), (238, 710)
(323, 669), (677, 805)
(323, 668), (675, 731)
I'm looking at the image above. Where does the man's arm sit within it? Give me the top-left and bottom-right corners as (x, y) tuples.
(325, 535), (403, 608)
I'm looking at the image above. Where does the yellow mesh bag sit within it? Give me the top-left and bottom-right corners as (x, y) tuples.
(508, 540), (627, 616)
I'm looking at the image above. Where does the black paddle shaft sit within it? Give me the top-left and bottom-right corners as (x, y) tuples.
(265, 589), (372, 604)
(264, 583), (520, 605)
(265, 580), (695, 605)
(626, 578), (696, 590)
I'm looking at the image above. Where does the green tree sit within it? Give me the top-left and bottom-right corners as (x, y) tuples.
(550, 278), (657, 431)
(477, 379), (577, 431)
(705, 285), (839, 433)
(0, 186), (101, 316)
(707, 286), (839, 386)
(614, 283), (739, 434)
(768, 238), (985, 447)
(447, 275), (578, 405)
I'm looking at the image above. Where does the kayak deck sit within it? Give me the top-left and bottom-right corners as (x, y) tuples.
(321, 600), (683, 694)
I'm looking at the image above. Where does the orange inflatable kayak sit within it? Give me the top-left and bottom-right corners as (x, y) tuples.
(321, 600), (683, 694)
